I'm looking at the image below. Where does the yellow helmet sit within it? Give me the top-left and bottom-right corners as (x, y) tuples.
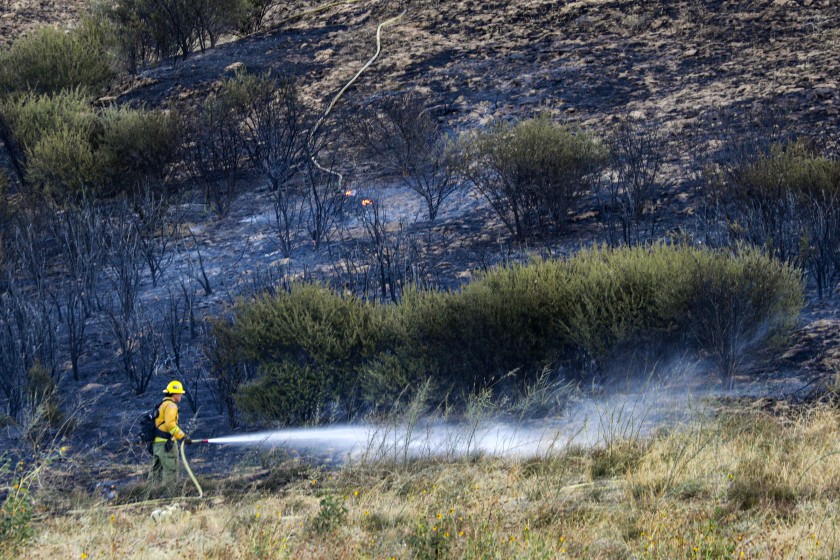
(163, 380), (185, 394)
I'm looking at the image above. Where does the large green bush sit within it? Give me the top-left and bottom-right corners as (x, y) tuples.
(458, 116), (607, 239)
(0, 26), (114, 96)
(216, 245), (802, 424)
(729, 141), (840, 203)
(0, 91), (179, 200)
(217, 285), (387, 423)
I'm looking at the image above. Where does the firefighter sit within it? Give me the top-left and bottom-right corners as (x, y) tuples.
(148, 380), (193, 487)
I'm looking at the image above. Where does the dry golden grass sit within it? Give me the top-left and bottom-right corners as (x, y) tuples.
(12, 403), (840, 559)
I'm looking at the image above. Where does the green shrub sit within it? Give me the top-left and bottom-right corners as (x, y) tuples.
(1, 91), (180, 200)
(680, 248), (803, 381)
(25, 126), (104, 201)
(0, 90), (94, 152)
(311, 495), (348, 534)
(236, 363), (329, 424)
(730, 140), (840, 203)
(99, 106), (180, 190)
(215, 246), (802, 423)
(458, 116), (607, 239)
(214, 285), (386, 422)
(0, 26), (114, 96)
(0, 446), (67, 554)
(408, 516), (453, 559)
(0, 488), (33, 553)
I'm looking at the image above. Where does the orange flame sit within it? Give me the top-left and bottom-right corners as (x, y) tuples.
(344, 189), (356, 197)
(361, 199), (373, 206)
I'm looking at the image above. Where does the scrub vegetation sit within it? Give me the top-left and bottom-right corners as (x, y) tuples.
(8, 402), (840, 559)
(218, 245), (802, 425)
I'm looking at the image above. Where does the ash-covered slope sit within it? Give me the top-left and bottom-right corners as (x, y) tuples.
(115, 0), (839, 148)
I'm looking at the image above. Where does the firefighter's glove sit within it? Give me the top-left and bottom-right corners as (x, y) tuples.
(183, 436), (193, 445)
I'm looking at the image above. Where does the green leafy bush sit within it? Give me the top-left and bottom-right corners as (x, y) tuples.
(0, 446), (67, 554)
(25, 126), (104, 200)
(215, 245), (802, 423)
(0, 26), (114, 96)
(311, 495), (348, 534)
(0, 487), (33, 553)
(236, 363), (329, 425)
(99, 106), (180, 190)
(216, 285), (386, 422)
(728, 141), (840, 204)
(680, 248), (803, 381)
(458, 116), (607, 239)
(0, 90), (94, 152)
(1, 91), (180, 200)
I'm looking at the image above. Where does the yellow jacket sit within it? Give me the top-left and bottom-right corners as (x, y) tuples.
(154, 398), (186, 443)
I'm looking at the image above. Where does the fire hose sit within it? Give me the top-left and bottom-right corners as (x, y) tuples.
(309, 8), (407, 186)
(179, 440), (203, 498)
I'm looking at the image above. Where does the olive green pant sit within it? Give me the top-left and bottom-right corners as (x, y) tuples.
(148, 441), (179, 486)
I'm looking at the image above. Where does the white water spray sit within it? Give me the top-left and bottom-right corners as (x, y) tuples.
(200, 375), (772, 462)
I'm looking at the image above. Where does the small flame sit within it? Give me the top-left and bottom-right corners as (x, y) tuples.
(361, 199), (373, 206)
(344, 189), (356, 197)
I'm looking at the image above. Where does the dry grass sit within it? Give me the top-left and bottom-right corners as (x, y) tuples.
(12, 403), (840, 559)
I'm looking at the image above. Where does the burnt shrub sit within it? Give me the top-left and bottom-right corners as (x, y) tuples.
(0, 26), (114, 96)
(350, 93), (460, 221)
(717, 139), (840, 297)
(25, 361), (63, 433)
(0, 172), (8, 264)
(213, 245), (802, 423)
(236, 0), (278, 35)
(185, 79), (250, 216)
(457, 116), (607, 239)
